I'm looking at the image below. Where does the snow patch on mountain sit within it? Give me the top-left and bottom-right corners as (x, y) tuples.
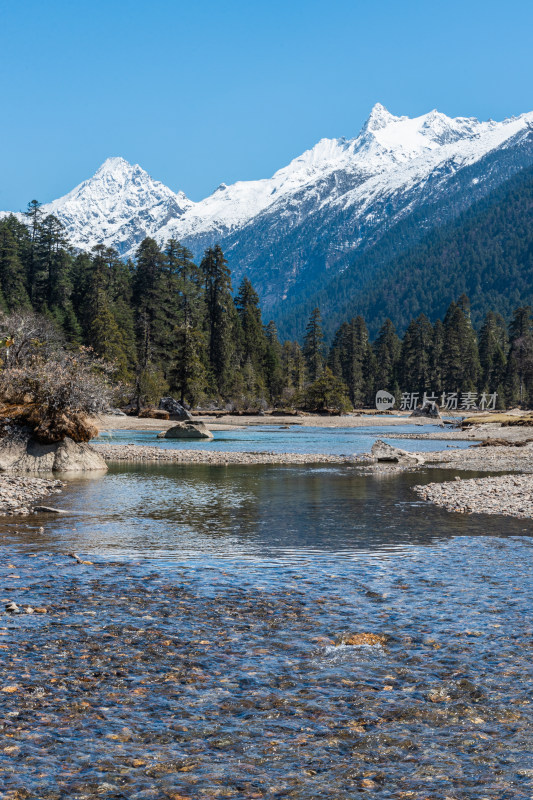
(2, 104), (533, 265)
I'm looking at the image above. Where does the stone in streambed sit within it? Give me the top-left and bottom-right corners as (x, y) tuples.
(339, 633), (388, 647)
(163, 422), (214, 440)
(371, 439), (424, 465)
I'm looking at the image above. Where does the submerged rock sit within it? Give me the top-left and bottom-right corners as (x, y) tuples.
(0, 427), (107, 473)
(340, 633), (388, 647)
(163, 422), (214, 440)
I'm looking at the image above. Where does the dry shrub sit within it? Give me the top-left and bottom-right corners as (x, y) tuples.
(0, 312), (112, 443)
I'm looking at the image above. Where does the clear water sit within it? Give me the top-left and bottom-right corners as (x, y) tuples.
(1, 427), (531, 799)
(95, 423), (470, 456)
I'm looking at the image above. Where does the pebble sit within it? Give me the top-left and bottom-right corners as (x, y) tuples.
(0, 475), (64, 517)
(414, 474), (533, 519)
(94, 442), (351, 466)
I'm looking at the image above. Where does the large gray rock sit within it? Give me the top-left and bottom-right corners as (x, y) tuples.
(163, 421), (213, 440)
(410, 401), (442, 420)
(0, 428), (108, 473)
(158, 397), (193, 421)
(370, 439), (424, 465)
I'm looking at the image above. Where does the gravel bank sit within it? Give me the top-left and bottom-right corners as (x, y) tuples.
(421, 443), (533, 473)
(414, 474), (533, 519)
(0, 475), (64, 516)
(94, 442), (350, 465)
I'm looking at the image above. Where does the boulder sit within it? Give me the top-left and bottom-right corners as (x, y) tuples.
(370, 439), (424, 465)
(0, 427), (107, 473)
(410, 401), (441, 420)
(163, 421), (213, 440)
(158, 397), (193, 421)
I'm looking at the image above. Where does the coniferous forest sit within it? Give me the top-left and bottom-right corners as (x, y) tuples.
(1, 202), (532, 411)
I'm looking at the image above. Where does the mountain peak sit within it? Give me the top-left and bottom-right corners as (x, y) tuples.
(94, 156), (140, 180)
(362, 102), (400, 132)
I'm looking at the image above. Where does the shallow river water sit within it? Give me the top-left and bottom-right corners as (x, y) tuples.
(0, 428), (531, 799)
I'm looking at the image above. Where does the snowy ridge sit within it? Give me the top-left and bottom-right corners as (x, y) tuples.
(2, 105), (533, 298)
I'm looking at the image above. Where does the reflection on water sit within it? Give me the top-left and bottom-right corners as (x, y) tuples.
(1, 463), (530, 561)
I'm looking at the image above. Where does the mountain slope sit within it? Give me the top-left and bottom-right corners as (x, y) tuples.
(2, 104), (533, 328)
(283, 163), (533, 340)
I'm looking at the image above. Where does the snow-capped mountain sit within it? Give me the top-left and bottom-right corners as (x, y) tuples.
(3, 104), (533, 322)
(44, 156), (193, 257)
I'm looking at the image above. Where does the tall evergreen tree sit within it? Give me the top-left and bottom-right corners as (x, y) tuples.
(505, 306), (533, 405)
(303, 307), (324, 382)
(0, 218), (30, 308)
(133, 237), (167, 375)
(442, 300), (480, 391)
(264, 321), (284, 402)
(478, 311), (508, 393)
(201, 244), (235, 393)
(165, 239), (207, 403)
(398, 314), (434, 395)
(373, 319), (400, 393)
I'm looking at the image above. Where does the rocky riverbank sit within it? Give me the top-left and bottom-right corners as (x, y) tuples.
(421, 442), (533, 473)
(0, 475), (64, 516)
(93, 442), (350, 465)
(0, 539), (531, 798)
(414, 474), (533, 519)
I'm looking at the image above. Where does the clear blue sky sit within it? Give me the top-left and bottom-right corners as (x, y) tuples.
(1, 0), (532, 210)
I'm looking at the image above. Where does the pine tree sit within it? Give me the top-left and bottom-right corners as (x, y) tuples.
(303, 307), (324, 382)
(0, 218), (30, 308)
(478, 311), (508, 392)
(201, 244), (235, 394)
(505, 306), (533, 406)
(164, 239), (207, 403)
(264, 321), (284, 402)
(442, 300), (480, 391)
(328, 316), (370, 407)
(431, 319), (445, 393)
(373, 319), (400, 393)
(84, 246), (132, 380)
(399, 314), (433, 395)
(235, 277), (267, 368)
(133, 237), (167, 376)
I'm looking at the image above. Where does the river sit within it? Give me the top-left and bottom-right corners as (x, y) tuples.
(0, 425), (531, 799)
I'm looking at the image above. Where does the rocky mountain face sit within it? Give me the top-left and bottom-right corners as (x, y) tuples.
(4, 104), (533, 327)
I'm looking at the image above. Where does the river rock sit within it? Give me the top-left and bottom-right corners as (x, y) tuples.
(164, 422), (214, 440)
(371, 439), (424, 465)
(0, 427), (108, 473)
(410, 401), (441, 419)
(159, 397), (193, 421)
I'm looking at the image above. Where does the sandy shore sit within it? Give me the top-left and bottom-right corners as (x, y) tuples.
(91, 411), (452, 432)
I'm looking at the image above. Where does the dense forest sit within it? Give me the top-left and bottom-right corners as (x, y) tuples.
(0, 201), (532, 410)
(278, 164), (533, 342)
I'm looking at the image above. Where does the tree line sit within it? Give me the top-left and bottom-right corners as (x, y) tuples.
(0, 202), (532, 411)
